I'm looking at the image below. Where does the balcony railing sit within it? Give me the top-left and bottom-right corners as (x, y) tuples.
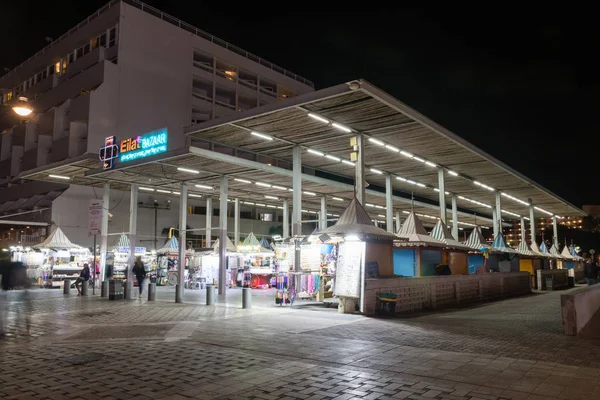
(0, 0), (314, 89)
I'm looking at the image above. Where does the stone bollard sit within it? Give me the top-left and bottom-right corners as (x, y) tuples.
(81, 281), (89, 296)
(206, 284), (215, 305)
(148, 283), (156, 301)
(101, 281), (109, 298)
(63, 279), (71, 294)
(242, 287), (252, 309)
(175, 284), (182, 303)
(124, 281), (133, 299)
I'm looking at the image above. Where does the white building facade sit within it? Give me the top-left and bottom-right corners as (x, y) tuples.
(0, 0), (313, 245)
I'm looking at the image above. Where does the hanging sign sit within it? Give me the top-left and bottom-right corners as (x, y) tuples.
(119, 128), (168, 162)
(118, 246), (146, 254)
(88, 199), (104, 236)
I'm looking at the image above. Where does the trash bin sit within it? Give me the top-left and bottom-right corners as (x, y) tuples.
(109, 279), (124, 300)
(545, 277), (553, 291)
(376, 292), (397, 316)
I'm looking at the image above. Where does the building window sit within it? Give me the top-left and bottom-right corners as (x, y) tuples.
(68, 52), (75, 64)
(259, 213), (273, 222)
(83, 43), (90, 55)
(76, 47), (84, 59)
(99, 33), (106, 47)
(108, 28), (116, 47)
(42, 69), (47, 79)
(240, 211), (252, 219)
(61, 58), (68, 72)
(6, 92), (12, 101)
(91, 38), (99, 49)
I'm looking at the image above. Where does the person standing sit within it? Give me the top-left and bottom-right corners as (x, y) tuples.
(75, 263), (91, 296)
(583, 256), (597, 286)
(132, 256), (146, 298)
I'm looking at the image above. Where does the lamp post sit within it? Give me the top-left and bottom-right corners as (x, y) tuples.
(1, 89), (34, 117)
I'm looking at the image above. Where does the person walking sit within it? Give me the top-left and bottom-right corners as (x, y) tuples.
(75, 263), (91, 296)
(132, 256), (146, 298)
(583, 255), (597, 286)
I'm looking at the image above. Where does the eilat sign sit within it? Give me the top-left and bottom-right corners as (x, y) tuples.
(99, 128), (168, 169)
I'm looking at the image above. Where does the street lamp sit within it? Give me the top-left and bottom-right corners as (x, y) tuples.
(11, 97), (33, 116)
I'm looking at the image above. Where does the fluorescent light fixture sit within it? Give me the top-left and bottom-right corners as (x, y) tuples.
(368, 138), (385, 146)
(243, 201), (255, 205)
(172, 191), (180, 195)
(400, 151), (413, 158)
(534, 206), (553, 216)
(255, 203), (266, 207)
(272, 185), (287, 190)
(277, 206), (284, 209)
(234, 178), (251, 184)
(473, 181), (495, 191)
(332, 197), (344, 201)
(255, 182), (271, 188)
(325, 154), (341, 162)
(303, 191), (316, 196)
(48, 174), (71, 180)
(331, 122), (352, 133)
(375, 205), (385, 209)
(396, 176), (407, 182)
(156, 189), (171, 194)
(406, 180), (417, 185)
(434, 188), (440, 192)
(309, 210), (317, 214)
(501, 192), (530, 206)
(139, 187), (154, 192)
(385, 144), (400, 152)
(378, 214), (386, 218)
(448, 170), (459, 176)
(301, 209), (308, 213)
(265, 195), (279, 200)
(307, 113), (329, 123)
(177, 167), (200, 174)
(502, 209), (521, 218)
(195, 184), (213, 190)
(307, 149), (325, 156)
(189, 193), (202, 198)
(333, 214), (340, 217)
(341, 159), (355, 166)
(416, 183), (426, 187)
(370, 168), (383, 175)
(288, 188), (294, 192)
(413, 156), (425, 162)
(425, 161), (437, 167)
(366, 203), (375, 208)
(250, 131), (273, 141)
(267, 204), (277, 208)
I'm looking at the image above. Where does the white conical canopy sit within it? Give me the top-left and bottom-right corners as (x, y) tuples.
(33, 227), (82, 250)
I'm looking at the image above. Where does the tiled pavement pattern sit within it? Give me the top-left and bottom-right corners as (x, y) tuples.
(1, 287), (600, 399)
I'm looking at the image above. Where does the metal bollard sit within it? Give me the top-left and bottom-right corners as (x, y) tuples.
(101, 281), (109, 298)
(175, 284), (182, 303)
(206, 284), (215, 305)
(81, 281), (89, 296)
(124, 281), (133, 299)
(242, 287), (252, 309)
(148, 283), (156, 301)
(63, 279), (71, 294)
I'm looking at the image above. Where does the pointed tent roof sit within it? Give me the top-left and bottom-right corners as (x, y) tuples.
(395, 211), (445, 247)
(239, 232), (273, 252)
(213, 236), (237, 252)
(539, 241), (556, 258)
(568, 246), (584, 261)
(530, 241), (552, 258)
(430, 220), (471, 250)
(110, 233), (130, 250)
(516, 240), (539, 257)
(318, 198), (398, 241)
(491, 232), (519, 254)
(561, 245), (578, 260)
(259, 237), (273, 250)
(550, 244), (568, 259)
(157, 236), (194, 255)
(33, 227), (83, 250)
(465, 227), (490, 250)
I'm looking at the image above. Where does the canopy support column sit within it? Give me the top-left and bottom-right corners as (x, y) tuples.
(205, 196), (212, 247)
(176, 183), (187, 303)
(385, 175), (394, 233)
(234, 198), (240, 247)
(218, 176), (228, 296)
(355, 134), (365, 205)
(492, 208), (498, 238)
(395, 210), (401, 232)
(495, 191), (502, 237)
(553, 216), (559, 248)
(292, 146), (302, 272)
(320, 196), (327, 230)
(283, 199), (289, 238)
(126, 184), (138, 300)
(529, 199), (536, 244)
(451, 195), (459, 240)
(100, 182), (110, 282)
(437, 168), (447, 223)
(520, 217), (527, 244)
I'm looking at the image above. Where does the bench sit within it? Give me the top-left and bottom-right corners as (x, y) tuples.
(561, 285), (600, 338)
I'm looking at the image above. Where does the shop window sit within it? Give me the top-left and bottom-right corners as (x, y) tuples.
(259, 213), (273, 222)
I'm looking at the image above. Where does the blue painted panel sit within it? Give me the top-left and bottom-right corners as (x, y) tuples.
(421, 249), (442, 276)
(468, 255), (484, 274)
(566, 261), (575, 270)
(393, 249), (416, 277)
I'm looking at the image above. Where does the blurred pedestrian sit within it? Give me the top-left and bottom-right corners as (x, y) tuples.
(15, 280), (31, 336)
(583, 255), (597, 286)
(132, 256), (146, 298)
(0, 261), (8, 338)
(75, 263), (91, 296)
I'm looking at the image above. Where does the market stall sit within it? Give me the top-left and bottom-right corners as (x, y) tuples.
(156, 236), (194, 286)
(209, 236), (239, 288)
(488, 232), (520, 272)
(394, 211), (446, 277)
(465, 227), (491, 274)
(32, 227), (89, 288)
(429, 219), (472, 275)
(515, 240), (543, 288)
(540, 241), (558, 269)
(318, 198), (398, 312)
(549, 243), (568, 269)
(237, 233), (275, 289)
(109, 233), (156, 283)
(530, 241), (552, 270)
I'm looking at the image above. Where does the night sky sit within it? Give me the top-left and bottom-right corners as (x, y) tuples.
(2, 2), (598, 207)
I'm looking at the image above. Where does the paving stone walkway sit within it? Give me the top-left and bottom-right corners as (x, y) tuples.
(1, 286), (600, 399)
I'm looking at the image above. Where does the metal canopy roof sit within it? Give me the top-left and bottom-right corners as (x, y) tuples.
(185, 80), (584, 218)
